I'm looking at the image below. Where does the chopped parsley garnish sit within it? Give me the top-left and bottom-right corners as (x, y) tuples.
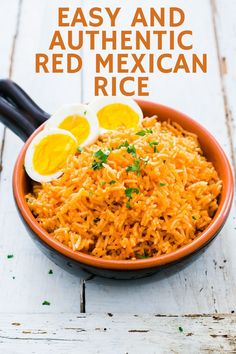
(192, 216), (197, 220)
(42, 301), (50, 306)
(109, 180), (116, 185)
(100, 181), (106, 186)
(7, 255), (14, 259)
(136, 250), (149, 259)
(125, 188), (139, 199)
(125, 188), (139, 209)
(94, 149), (109, 160)
(178, 326), (183, 333)
(149, 141), (159, 153)
(127, 144), (136, 157)
(84, 111), (87, 115)
(159, 183), (166, 187)
(149, 141), (159, 147)
(77, 147), (83, 153)
(92, 149), (110, 170)
(126, 158), (141, 175)
(48, 269), (53, 275)
(118, 141), (136, 157)
(118, 140), (129, 149)
(126, 201), (131, 209)
(136, 129), (153, 136)
(91, 161), (104, 170)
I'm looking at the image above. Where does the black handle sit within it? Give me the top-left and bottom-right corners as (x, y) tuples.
(0, 79), (50, 141)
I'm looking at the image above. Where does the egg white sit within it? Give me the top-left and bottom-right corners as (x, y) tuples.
(24, 128), (77, 183)
(45, 104), (99, 147)
(88, 96), (143, 133)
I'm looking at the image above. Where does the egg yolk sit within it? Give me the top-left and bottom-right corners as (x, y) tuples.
(33, 134), (77, 175)
(59, 115), (90, 144)
(97, 103), (139, 130)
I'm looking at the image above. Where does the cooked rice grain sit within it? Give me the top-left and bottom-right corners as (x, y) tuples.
(26, 116), (222, 260)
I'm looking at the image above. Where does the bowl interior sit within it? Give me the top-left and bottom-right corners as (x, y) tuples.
(14, 100), (234, 270)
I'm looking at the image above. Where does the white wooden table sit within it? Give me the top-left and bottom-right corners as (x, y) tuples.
(0, 1), (235, 353)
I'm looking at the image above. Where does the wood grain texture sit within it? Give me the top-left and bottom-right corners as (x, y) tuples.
(0, 0), (235, 322)
(0, 313), (235, 354)
(0, 0), (85, 313)
(83, 0), (236, 314)
(0, 0), (235, 351)
(0, 1), (19, 77)
(0, 0), (19, 165)
(212, 0), (236, 174)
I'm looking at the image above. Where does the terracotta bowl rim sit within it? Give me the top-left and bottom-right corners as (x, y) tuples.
(13, 100), (234, 271)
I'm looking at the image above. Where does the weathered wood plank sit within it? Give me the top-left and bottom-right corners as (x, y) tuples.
(0, 1), (19, 76)
(0, 0), (19, 159)
(0, 313), (235, 353)
(0, 0), (85, 313)
(212, 0), (236, 173)
(83, 0), (236, 313)
(1, 0), (235, 316)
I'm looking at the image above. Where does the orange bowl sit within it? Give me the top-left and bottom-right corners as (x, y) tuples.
(13, 100), (234, 279)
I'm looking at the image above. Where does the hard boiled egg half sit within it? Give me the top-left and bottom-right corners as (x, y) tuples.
(24, 98), (144, 183)
(45, 104), (99, 147)
(24, 129), (77, 183)
(88, 96), (143, 133)
(25, 104), (100, 183)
